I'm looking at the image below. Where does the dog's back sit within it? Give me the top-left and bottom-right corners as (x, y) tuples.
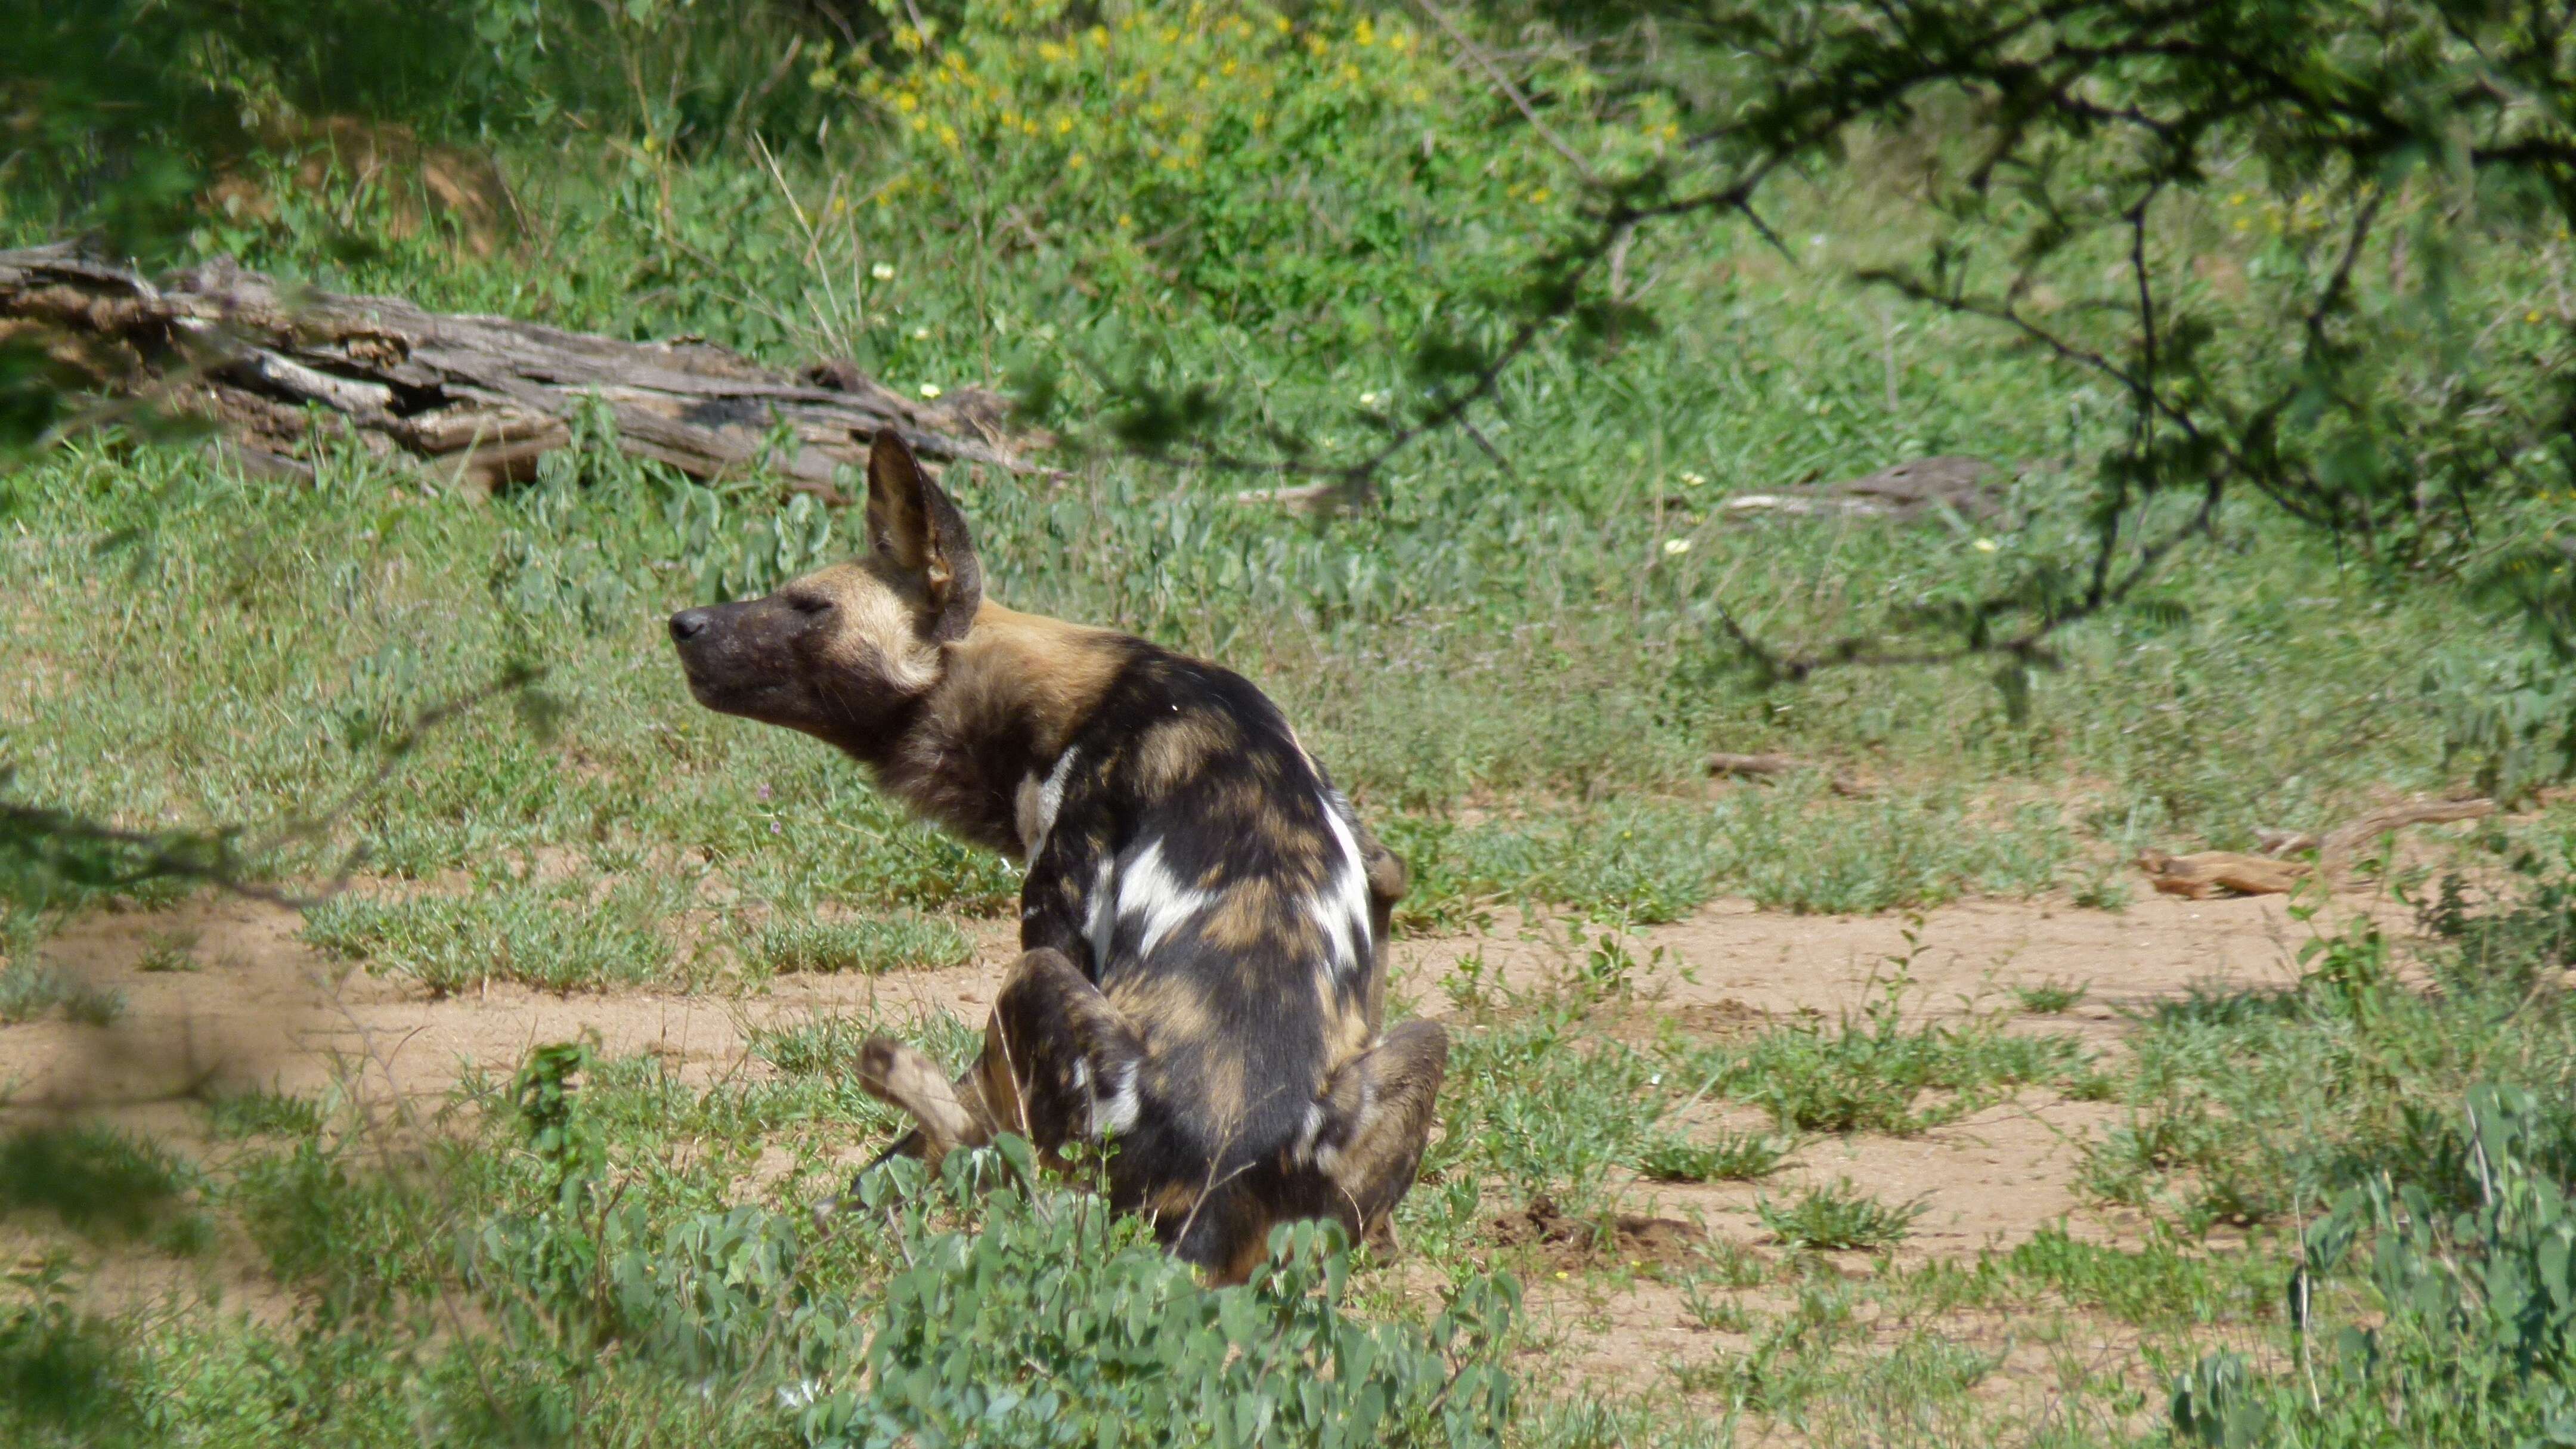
(1031, 646), (1376, 1191)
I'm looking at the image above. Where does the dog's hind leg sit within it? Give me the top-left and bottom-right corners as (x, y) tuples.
(1304, 1018), (1448, 1255)
(975, 947), (1147, 1151)
(1352, 820), (1408, 1031)
(852, 948), (1143, 1179)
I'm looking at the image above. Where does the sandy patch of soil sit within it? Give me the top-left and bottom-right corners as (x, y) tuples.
(1, 883), (2348, 1403)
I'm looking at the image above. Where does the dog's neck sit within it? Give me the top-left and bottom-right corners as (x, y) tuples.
(863, 600), (1129, 854)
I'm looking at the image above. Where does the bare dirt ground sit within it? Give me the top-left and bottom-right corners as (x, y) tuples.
(1, 883), (2376, 1416)
(5, 887), (2341, 1134)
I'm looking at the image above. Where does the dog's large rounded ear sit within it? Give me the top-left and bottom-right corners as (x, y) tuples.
(863, 429), (983, 642)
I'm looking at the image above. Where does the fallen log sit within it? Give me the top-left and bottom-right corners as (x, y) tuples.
(1706, 751), (1874, 798)
(2319, 797), (2496, 876)
(2145, 797), (2498, 899)
(1716, 455), (2008, 526)
(0, 243), (1048, 498)
(2136, 850), (2311, 900)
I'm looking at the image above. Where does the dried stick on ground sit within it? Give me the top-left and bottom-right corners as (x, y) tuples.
(0, 243), (1048, 496)
(1707, 752), (1874, 798)
(2318, 798), (2497, 878)
(2146, 797), (2500, 899)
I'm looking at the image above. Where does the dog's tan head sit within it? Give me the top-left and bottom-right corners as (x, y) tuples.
(668, 431), (983, 755)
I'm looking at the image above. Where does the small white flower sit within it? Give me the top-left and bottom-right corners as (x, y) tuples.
(1973, 537), (1999, 553)
(870, 261), (896, 281)
(1662, 537), (1692, 556)
(1679, 470), (1707, 487)
(919, 382), (943, 399)
(1358, 390), (1385, 407)
(911, 325), (931, 340)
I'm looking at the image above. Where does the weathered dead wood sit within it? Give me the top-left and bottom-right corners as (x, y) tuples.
(1232, 479), (1353, 515)
(1718, 455), (2007, 525)
(2253, 826), (2321, 858)
(2136, 850), (2312, 900)
(0, 243), (1049, 498)
(2319, 797), (2496, 876)
(2147, 797), (2498, 899)
(1707, 751), (1874, 798)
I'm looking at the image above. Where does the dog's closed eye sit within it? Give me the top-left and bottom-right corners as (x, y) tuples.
(786, 593), (834, 617)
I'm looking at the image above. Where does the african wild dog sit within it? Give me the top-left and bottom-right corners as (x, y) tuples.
(667, 431), (1444, 1283)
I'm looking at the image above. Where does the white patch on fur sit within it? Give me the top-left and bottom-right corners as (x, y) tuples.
(1069, 1058), (1091, 1094)
(1091, 1059), (1141, 1137)
(1302, 1078), (1373, 1176)
(1115, 837), (1213, 959)
(1084, 856), (1117, 964)
(1311, 797), (1374, 979)
(1294, 1101), (1328, 1162)
(1013, 746), (1079, 863)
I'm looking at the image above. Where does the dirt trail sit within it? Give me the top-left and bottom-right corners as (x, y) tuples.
(2, 886), (2371, 1410)
(4, 889), (2341, 1127)
(1, 888), (2354, 1258)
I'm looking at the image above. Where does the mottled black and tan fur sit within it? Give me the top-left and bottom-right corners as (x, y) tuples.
(667, 432), (1442, 1283)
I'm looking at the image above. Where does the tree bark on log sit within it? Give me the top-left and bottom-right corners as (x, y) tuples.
(0, 243), (1049, 500)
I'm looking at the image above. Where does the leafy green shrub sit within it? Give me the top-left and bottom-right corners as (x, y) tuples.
(831, 1), (1630, 342)
(806, 1146), (1519, 1449)
(751, 912), (970, 976)
(0, 1267), (141, 1447)
(2170, 1084), (2576, 1449)
(230, 1138), (451, 1324)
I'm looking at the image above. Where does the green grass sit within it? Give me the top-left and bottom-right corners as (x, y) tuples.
(302, 878), (690, 996)
(748, 912), (970, 977)
(0, 964), (121, 1026)
(1677, 980), (2094, 1136)
(134, 930), (199, 973)
(1636, 1129), (1796, 1184)
(0, 963), (67, 1024)
(1754, 1179), (1926, 1252)
(2011, 979), (2090, 1014)
(0, 1125), (196, 1241)
(202, 1087), (326, 1141)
